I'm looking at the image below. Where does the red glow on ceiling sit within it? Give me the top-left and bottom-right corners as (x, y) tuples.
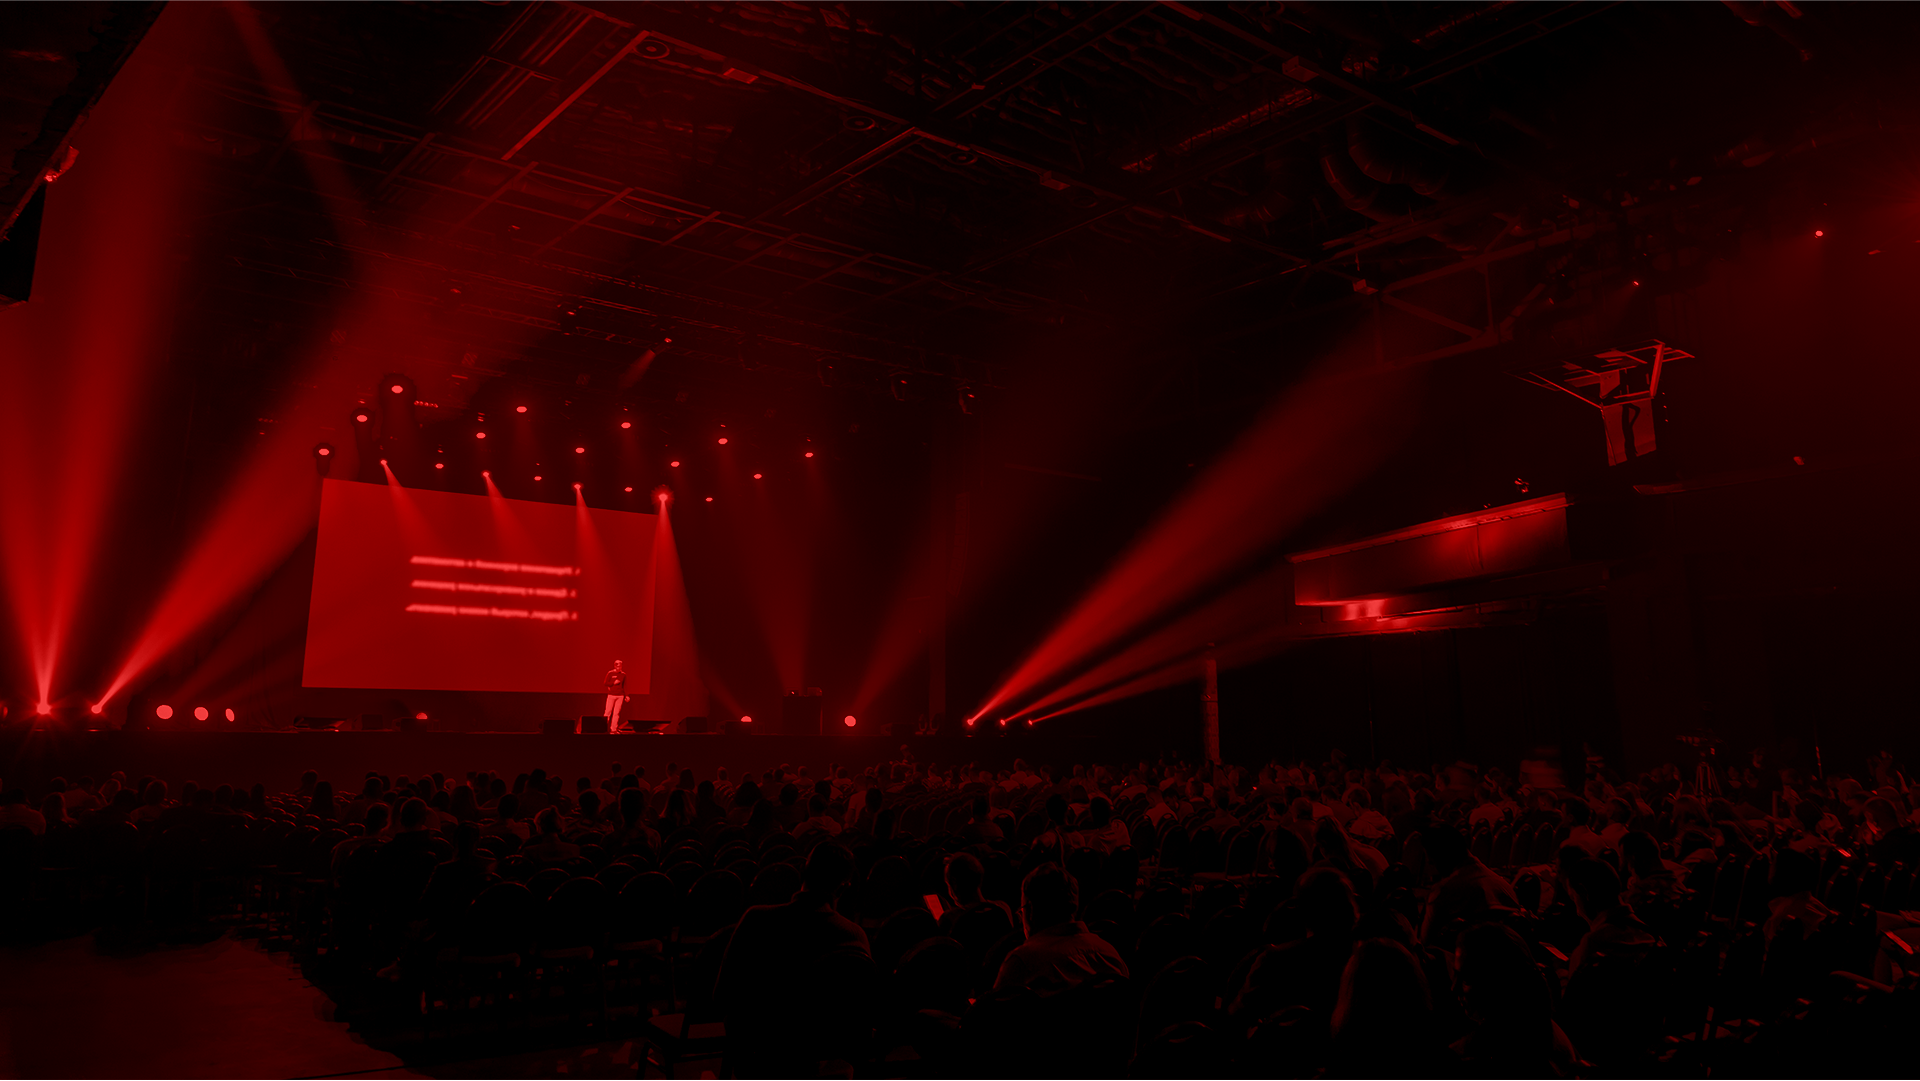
(225, 708), (236, 721)
(155, 704), (173, 720)
(843, 715), (857, 727)
(533, 475), (543, 481)
(193, 706), (209, 721)
(804, 451), (814, 458)
(475, 431), (486, 439)
(624, 486), (633, 492)
(516, 405), (528, 413)
(434, 462), (444, 470)
(753, 473), (763, 480)
(717, 437), (729, 445)
(620, 421), (632, 429)
(390, 384), (405, 394)
(670, 460), (681, 468)
(704, 496), (713, 502)
(1814, 230), (1825, 237)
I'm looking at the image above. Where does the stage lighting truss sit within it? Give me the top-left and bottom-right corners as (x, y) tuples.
(1511, 339), (1693, 467)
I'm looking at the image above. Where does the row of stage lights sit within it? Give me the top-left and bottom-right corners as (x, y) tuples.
(734, 714), (861, 728)
(355, 388), (821, 457)
(154, 704), (237, 722)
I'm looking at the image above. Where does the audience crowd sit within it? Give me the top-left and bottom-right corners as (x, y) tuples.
(5, 745), (1920, 1075)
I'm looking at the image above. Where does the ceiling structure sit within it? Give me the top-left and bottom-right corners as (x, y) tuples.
(147, 0), (1916, 429)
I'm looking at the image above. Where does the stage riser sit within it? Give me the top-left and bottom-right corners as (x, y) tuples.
(1, 731), (1171, 795)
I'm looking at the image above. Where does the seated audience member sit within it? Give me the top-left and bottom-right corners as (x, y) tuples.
(1420, 825), (1521, 942)
(961, 794), (1005, 843)
(522, 807), (580, 864)
(938, 852), (1016, 984)
(1139, 786), (1177, 830)
(1452, 923), (1578, 1074)
(718, 844), (874, 1076)
(1559, 797), (1608, 857)
(1327, 939), (1449, 1076)
(1070, 796), (1129, 853)
(1232, 868), (1359, 1019)
(795, 795), (844, 838)
(483, 793), (529, 842)
(993, 864), (1128, 996)
(0, 789), (46, 834)
(1564, 859), (1658, 974)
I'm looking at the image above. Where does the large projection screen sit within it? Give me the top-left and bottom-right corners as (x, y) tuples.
(303, 479), (656, 694)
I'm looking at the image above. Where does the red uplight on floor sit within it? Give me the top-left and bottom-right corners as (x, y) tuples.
(390, 384), (405, 395)
(717, 437), (729, 445)
(620, 421), (632, 429)
(155, 704), (173, 720)
(193, 706), (209, 721)
(225, 708), (236, 721)
(843, 715), (857, 727)
(516, 405), (528, 413)
(574, 447), (585, 454)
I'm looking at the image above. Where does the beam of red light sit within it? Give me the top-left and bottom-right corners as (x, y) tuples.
(969, 365), (1411, 723)
(0, 8), (216, 711)
(647, 501), (709, 729)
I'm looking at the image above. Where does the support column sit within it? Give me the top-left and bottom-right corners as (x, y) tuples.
(1202, 652), (1220, 765)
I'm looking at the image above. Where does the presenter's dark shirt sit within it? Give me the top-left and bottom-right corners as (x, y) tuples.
(605, 669), (626, 692)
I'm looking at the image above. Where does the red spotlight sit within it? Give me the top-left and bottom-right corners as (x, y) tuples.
(717, 437), (729, 445)
(434, 462), (444, 470)
(314, 445), (332, 457)
(753, 472), (763, 480)
(534, 474), (543, 481)
(516, 405), (528, 413)
(964, 717), (976, 728)
(843, 715), (857, 727)
(193, 706), (209, 721)
(1814, 230), (1825, 237)
(1631, 280), (1640, 286)
(482, 470), (491, 477)
(36, 702), (51, 716)
(572, 482), (582, 490)
(620, 421), (632, 429)
(804, 451), (815, 458)
(574, 446), (585, 454)
(390, 383), (405, 395)
(413, 711), (428, 720)
(379, 458), (389, 466)
(624, 486), (633, 492)
(998, 718), (1009, 728)
(475, 431), (487, 439)
(155, 704), (173, 720)
(740, 714), (753, 724)
(704, 496), (713, 502)
(354, 413), (369, 423)
(670, 460), (682, 468)
(225, 708), (236, 721)
(89, 703), (104, 715)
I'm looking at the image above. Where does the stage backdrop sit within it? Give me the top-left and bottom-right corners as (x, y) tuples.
(303, 479), (656, 695)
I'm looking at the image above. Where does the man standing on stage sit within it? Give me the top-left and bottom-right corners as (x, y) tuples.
(604, 660), (629, 733)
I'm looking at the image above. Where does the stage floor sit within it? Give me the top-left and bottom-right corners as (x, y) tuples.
(0, 730), (1138, 795)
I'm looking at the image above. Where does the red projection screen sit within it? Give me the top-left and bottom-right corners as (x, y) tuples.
(303, 479), (656, 694)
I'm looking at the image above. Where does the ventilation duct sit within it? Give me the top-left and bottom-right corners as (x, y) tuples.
(1345, 116), (1451, 197)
